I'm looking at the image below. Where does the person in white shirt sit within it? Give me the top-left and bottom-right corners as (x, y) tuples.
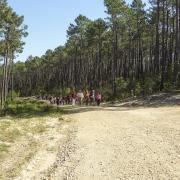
(77, 90), (84, 105)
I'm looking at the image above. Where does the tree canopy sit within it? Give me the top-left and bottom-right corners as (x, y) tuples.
(1, 0), (180, 104)
(0, 0), (28, 109)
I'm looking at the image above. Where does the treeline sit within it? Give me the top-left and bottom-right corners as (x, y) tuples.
(2, 0), (180, 103)
(0, 0), (27, 109)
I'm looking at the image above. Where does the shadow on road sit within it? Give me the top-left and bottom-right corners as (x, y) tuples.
(62, 105), (151, 114)
(62, 92), (180, 114)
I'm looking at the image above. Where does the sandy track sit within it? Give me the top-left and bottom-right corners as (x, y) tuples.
(51, 106), (180, 180)
(13, 106), (180, 180)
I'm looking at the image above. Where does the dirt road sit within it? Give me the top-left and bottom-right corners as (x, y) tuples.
(16, 106), (180, 180)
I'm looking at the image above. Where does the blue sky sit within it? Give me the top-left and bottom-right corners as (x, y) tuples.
(7, 0), (149, 61)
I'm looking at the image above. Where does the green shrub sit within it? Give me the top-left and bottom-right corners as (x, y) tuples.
(127, 80), (141, 96)
(164, 82), (173, 91)
(116, 77), (129, 99)
(0, 98), (63, 117)
(99, 84), (112, 101)
(134, 82), (141, 96)
(8, 91), (20, 99)
(144, 77), (156, 94)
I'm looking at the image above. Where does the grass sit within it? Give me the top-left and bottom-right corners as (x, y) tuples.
(32, 124), (49, 134)
(2, 142), (38, 179)
(0, 97), (65, 179)
(0, 143), (10, 152)
(0, 97), (64, 119)
(0, 121), (18, 142)
(0, 128), (22, 142)
(0, 118), (50, 178)
(0, 98), (61, 143)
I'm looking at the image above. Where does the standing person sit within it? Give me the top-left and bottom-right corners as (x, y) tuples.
(67, 94), (71, 104)
(71, 91), (76, 106)
(90, 89), (95, 105)
(77, 90), (84, 105)
(62, 97), (65, 105)
(49, 96), (53, 104)
(96, 92), (102, 106)
(56, 97), (60, 106)
(65, 96), (68, 104)
(53, 97), (56, 104)
(59, 96), (62, 105)
(85, 90), (90, 106)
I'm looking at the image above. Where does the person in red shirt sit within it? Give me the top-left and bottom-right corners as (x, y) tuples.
(96, 92), (102, 106)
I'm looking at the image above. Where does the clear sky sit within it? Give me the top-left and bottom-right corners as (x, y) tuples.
(7, 0), (149, 61)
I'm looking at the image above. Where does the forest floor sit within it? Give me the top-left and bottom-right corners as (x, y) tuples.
(0, 93), (180, 180)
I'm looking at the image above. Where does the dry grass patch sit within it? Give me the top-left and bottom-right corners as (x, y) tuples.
(0, 98), (66, 179)
(0, 117), (49, 179)
(0, 140), (38, 179)
(32, 123), (49, 134)
(0, 143), (10, 152)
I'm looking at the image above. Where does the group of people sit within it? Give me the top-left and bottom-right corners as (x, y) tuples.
(49, 90), (102, 106)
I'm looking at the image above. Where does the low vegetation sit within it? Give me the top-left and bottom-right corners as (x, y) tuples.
(0, 97), (63, 118)
(0, 143), (10, 153)
(0, 98), (64, 179)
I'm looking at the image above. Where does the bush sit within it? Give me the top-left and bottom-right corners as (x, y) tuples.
(0, 98), (63, 117)
(134, 82), (141, 96)
(143, 77), (157, 95)
(62, 88), (71, 96)
(99, 84), (112, 101)
(116, 77), (129, 99)
(164, 82), (173, 91)
(128, 80), (141, 96)
(8, 91), (20, 99)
